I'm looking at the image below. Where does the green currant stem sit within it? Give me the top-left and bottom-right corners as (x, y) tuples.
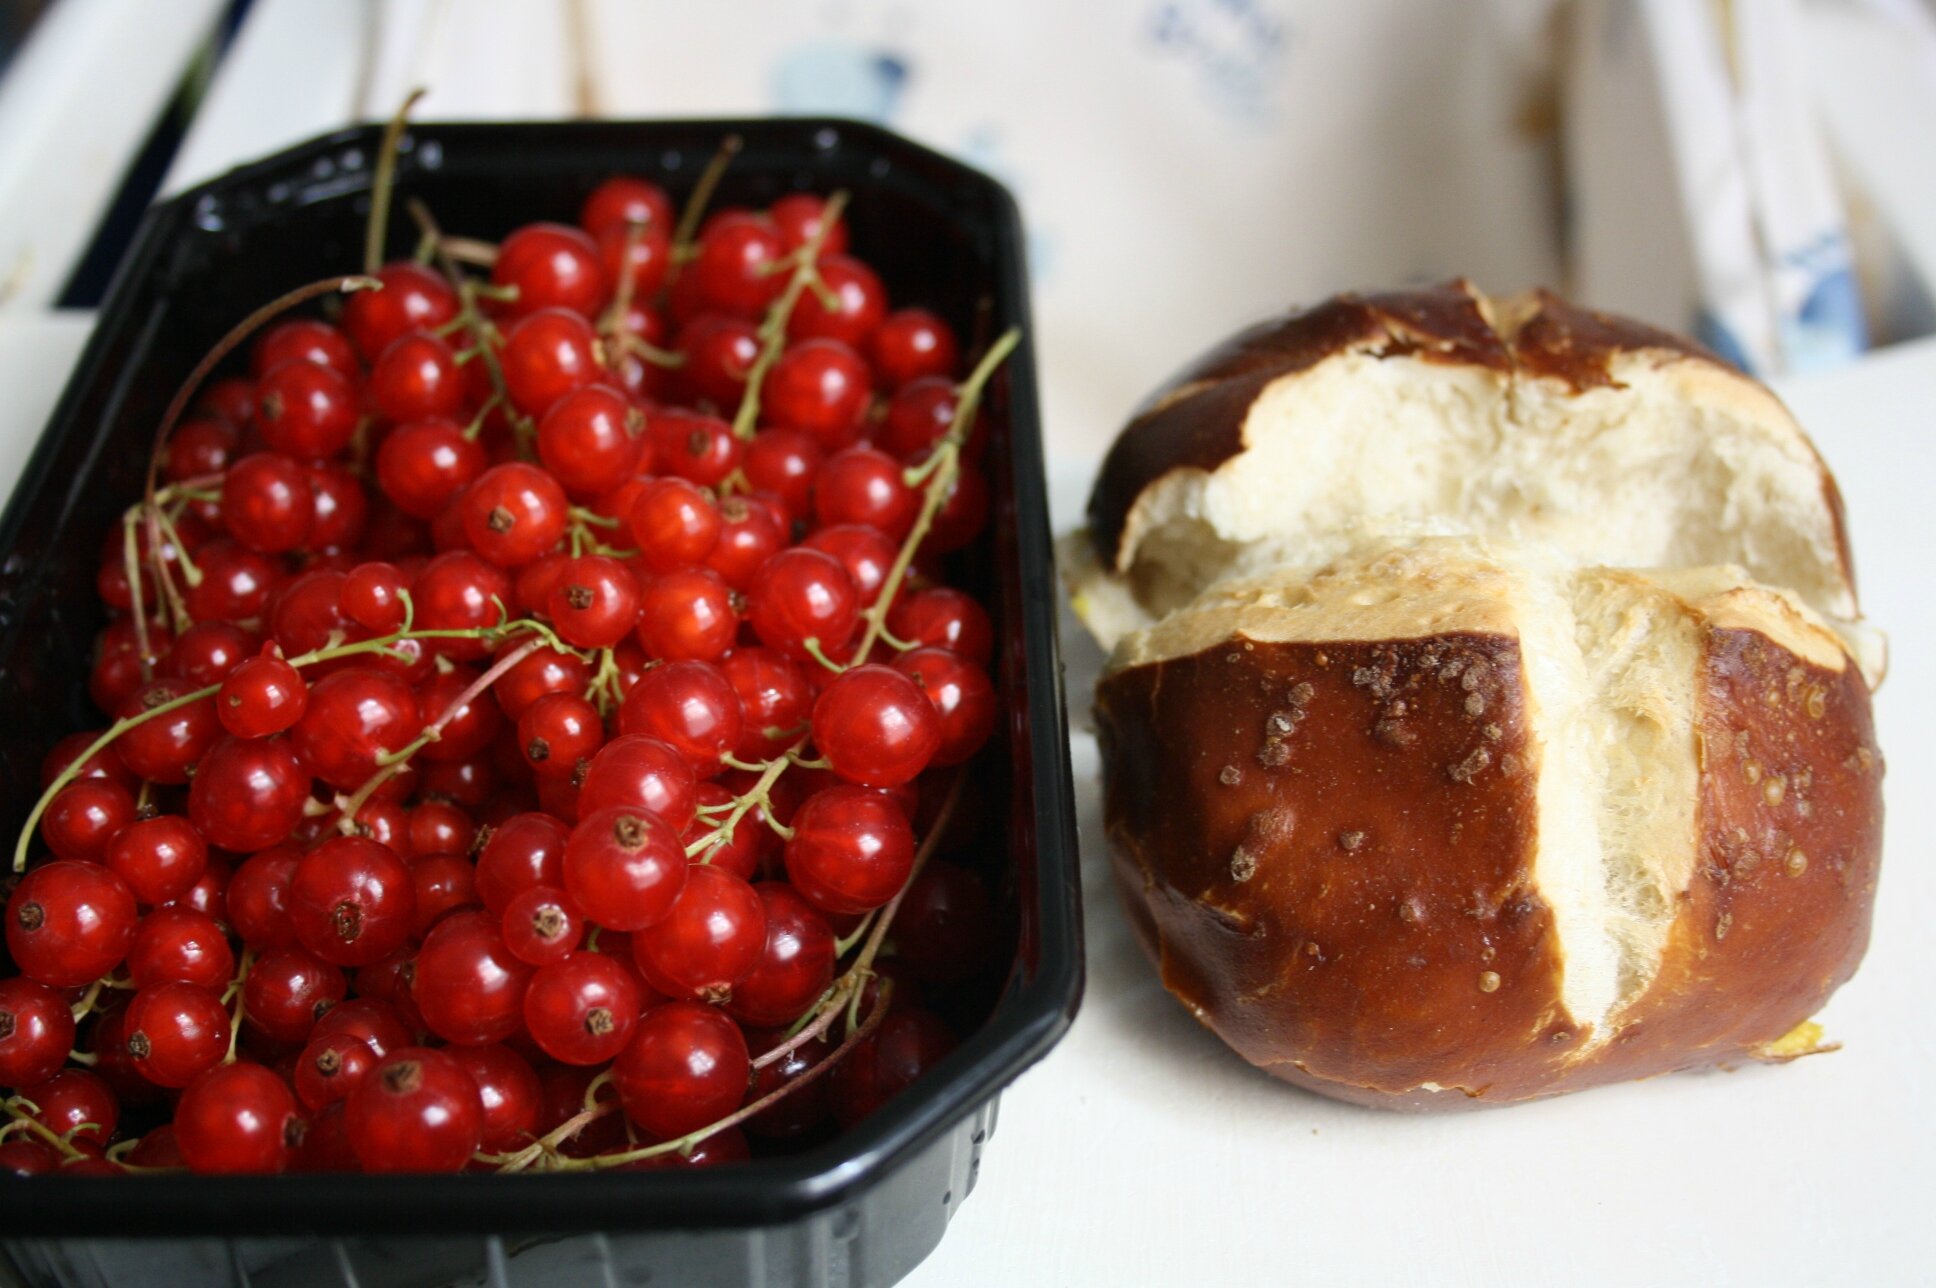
(444, 238), (503, 270)
(614, 332), (686, 368)
(579, 1068), (614, 1115)
(669, 133), (744, 272)
(104, 1136), (185, 1174)
(800, 637), (845, 675)
(409, 198), (535, 451)
(68, 980), (105, 1022)
(730, 190), (848, 442)
(333, 638), (545, 834)
(683, 739), (804, 860)
(476, 1097), (616, 1173)
(750, 769), (964, 1072)
(599, 219), (649, 358)
(849, 328), (1019, 663)
(14, 620), (556, 872)
(832, 911), (877, 958)
(558, 985), (892, 1173)
(363, 87), (426, 273)
(461, 392), (502, 442)
(1, 1099), (90, 1162)
(569, 507), (621, 528)
(141, 275), (382, 572)
(64, 1049), (97, 1067)
(223, 949), (256, 1064)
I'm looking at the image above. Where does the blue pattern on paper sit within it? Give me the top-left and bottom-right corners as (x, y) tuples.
(771, 40), (910, 122)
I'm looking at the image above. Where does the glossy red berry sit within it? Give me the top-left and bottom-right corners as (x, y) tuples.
(243, 947), (347, 1045)
(370, 332), (465, 424)
(224, 453), (316, 553)
(627, 476), (720, 573)
(501, 308), (601, 416)
(255, 360), (359, 458)
(770, 193), (849, 254)
(343, 262), (459, 361)
(115, 674), (219, 782)
(788, 254), (884, 348)
(831, 1007), (957, 1127)
(871, 308), (959, 388)
(675, 314), (760, 409)
(125, 981), (231, 1088)
(784, 785), (916, 915)
(729, 883), (837, 1028)
(446, 1042), (542, 1153)
(294, 1030), (380, 1111)
(162, 620), (257, 687)
(493, 222), (609, 319)
(7, 861), (137, 987)
(252, 318), (358, 384)
(187, 735), (311, 857)
(631, 865), (767, 1005)
(463, 462), (570, 568)
(547, 554), (641, 649)
(0, 977), (77, 1086)
(410, 551), (514, 660)
(40, 777), (137, 865)
(291, 667), (422, 790)
(718, 648), (814, 761)
(649, 409), (741, 489)
(815, 447), (919, 539)
(745, 547), (858, 661)
(705, 495), (788, 590)
(103, 813), (208, 902)
(598, 220), (672, 301)
(517, 692), (603, 781)
(742, 428), (825, 522)
(635, 567), (739, 662)
(176, 1061), (304, 1174)
(184, 540), (279, 623)
(744, 1030), (834, 1139)
(290, 836), (417, 967)
(126, 905), (234, 990)
(217, 653), (307, 738)
(535, 385), (644, 498)
(492, 642), (590, 721)
(617, 660), (743, 769)
(524, 950), (643, 1065)
(810, 664), (941, 787)
(576, 736), (698, 829)
(413, 909), (534, 1046)
(501, 884), (584, 966)
(893, 647), (997, 766)
(581, 176), (674, 239)
(764, 339), (871, 449)
(376, 419), (486, 520)
(686, 213), (784, 319)
(474, 811), (571, 913)
(227, 845), (303, 949)
(562, 807), (688, 932)
(804, 524), (898, 608)
(347, 1047), (484, 1172)
(611, 1000), (749, 1139)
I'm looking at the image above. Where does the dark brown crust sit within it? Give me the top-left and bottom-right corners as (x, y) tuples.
(1571, 627), (1883, 1089)
(1096, 623), (1883, 1110)
(1096, 632), (1580, 1109)
(1086, 280), (1731, 571)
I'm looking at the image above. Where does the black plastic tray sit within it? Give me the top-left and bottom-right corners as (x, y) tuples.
(0, 118), (1081, 1288)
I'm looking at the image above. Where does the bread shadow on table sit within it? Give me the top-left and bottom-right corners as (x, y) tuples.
(1054, 599), (1812, 1136)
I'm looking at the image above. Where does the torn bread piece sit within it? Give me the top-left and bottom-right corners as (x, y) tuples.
(1076, 283), (1886, 1109)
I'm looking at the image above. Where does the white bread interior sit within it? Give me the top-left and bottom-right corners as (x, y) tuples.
(1072, 349), (1884, 685)
(1103, 534), (1854, 1043)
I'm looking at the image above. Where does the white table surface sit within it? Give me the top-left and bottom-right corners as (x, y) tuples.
(905, 338), (1936, 1288)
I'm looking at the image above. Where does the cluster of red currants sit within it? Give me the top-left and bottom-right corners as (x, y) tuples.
(0, 158), (1009, 1177)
